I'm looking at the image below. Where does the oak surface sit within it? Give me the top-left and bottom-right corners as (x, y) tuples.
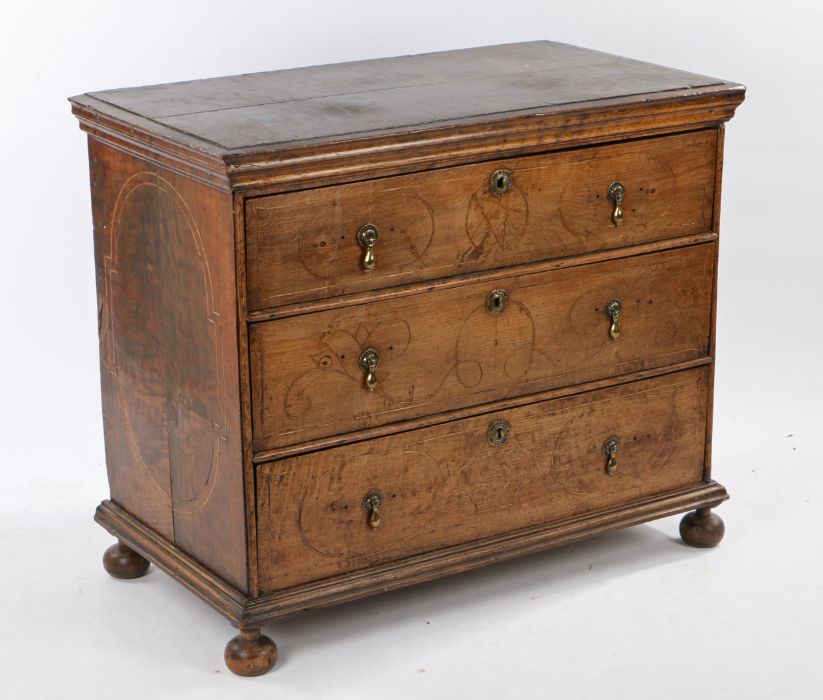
(250, 244), (715, 450)
(96, 479), (729, 624)
(69, 42), (744, 192)
(102, 541), (151, 579)
(88, 140), (248, 590)
(256, 367), (709, 591)
(79, 42), (731, 152)
(246, 130), (716, 309)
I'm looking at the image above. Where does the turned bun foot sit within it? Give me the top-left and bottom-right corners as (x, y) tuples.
(225, 628), (278, 677)
(680, 508), (725, 548)
(103, 541), (151, 579)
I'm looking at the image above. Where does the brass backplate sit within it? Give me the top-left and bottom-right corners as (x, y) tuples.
(356, 223), (379, 248)
(489, 168), (513, 196)
(486, 288), (509, 315)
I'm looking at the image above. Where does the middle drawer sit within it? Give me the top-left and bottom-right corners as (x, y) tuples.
(250, 243), (715, 451)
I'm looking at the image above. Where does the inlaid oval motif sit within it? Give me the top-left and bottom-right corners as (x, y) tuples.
(106, 172), (224, 514)
(455, 299), (536, 389)
(281, 318), (414, 420)
(463, 183), (529, 260)
(549, 394), (678, 497)
(297, 192), (435, 281)
(558, 155), (676, 245)
(294, 445), (449, 560)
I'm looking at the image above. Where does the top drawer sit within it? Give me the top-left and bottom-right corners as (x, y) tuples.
(245, 130), (717, 311)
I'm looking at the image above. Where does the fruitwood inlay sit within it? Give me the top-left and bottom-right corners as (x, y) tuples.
(88, 140), (247, 590)
(256, 368), (709, 591)
(245, 130), (716, 309)
(250, 244), (715, 450)
(103, 170), (225, 515)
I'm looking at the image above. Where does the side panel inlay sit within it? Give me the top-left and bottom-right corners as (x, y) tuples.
(89, 140), (247, 590)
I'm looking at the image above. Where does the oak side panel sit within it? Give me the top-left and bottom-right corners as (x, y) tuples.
(233, 191), (260, 596)
(256, 367), (709, 591)
(704, 124), (726, 480)
(88, 139), (247, 590)
(250, 243), (716, 450)
(246, 130), (716, 310)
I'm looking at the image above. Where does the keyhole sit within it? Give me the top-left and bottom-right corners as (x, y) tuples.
(487, 419), (509, 446)
(489, 169), (513, 196)
(487, 289), (508, 315)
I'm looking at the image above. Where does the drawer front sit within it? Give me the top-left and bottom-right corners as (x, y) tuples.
(250, 243), (715, 451)
(245, 130), (716, 310)
(257, 368), (709, 591)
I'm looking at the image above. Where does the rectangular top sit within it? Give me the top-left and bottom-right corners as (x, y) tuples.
(72, 41), (742, 151)
(70, 41), (744, 189)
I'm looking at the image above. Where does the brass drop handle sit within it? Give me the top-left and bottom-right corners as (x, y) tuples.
(358, 347), (380, 391)
(357, 223), (379, 271)
(608, 181), (625, 227)
(363, 490), (383, 529)
(602, 436), (620, 476)
(605, 299), (622, 340)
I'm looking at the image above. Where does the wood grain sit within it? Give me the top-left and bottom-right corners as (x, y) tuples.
(256, 368), (709, 591)
(704, 124), (726, 480)
(245, 130), (716, 309)
(252, 358), (712, 464)
(87, 138), (248, 591)
(247, 232), (718, 323)
(232, 191), (260, 596)
(80, 42), (728, 150)
(250, 243), (715, 450)
(69, 42), (744, 193)
(95, 478), (729, 624)
(95, 500), (246, 622)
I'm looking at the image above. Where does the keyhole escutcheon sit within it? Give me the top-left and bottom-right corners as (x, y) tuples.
(487, 419), (510, 447)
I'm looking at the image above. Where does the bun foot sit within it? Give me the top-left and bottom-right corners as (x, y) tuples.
(225, 628), (278, 677)
(103, 541), (150, 579)
(680, 508), (725, 548)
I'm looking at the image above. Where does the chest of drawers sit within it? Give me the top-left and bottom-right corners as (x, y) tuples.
(70, 41), (744, 676)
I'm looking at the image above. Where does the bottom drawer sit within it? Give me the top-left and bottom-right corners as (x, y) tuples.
(256, 367), (709, 591)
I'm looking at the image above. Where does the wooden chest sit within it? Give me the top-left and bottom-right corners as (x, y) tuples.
(70, 41), (744, 676)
